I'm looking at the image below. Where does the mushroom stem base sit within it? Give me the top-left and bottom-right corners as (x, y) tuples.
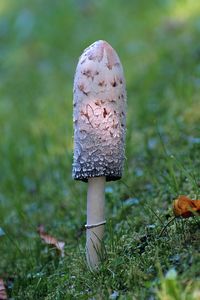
(86, 176), (105, 270)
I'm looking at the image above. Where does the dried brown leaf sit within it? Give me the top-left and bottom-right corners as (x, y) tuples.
(37, 225), (65, 257)
(0, 279), (7, 300)
(173, 195), (200, 218)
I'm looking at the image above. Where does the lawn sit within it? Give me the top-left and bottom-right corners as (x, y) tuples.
(0, 0), (200, 299)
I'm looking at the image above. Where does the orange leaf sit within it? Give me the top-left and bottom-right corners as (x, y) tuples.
(0, 279), (7, 300)
(37, 225), (65, 257)
(173, 195), (200, 218)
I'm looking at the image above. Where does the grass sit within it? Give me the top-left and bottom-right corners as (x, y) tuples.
(0, 0), (200, 298)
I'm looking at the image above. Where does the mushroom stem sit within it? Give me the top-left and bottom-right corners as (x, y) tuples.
(86, 176), (106, 270)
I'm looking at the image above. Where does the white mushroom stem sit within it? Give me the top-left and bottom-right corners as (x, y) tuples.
(86, 176), (106, 270)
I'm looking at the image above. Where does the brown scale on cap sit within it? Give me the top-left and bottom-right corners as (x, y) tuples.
(85, 40), (120, 70)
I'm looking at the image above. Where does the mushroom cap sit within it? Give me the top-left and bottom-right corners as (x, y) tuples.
(72, 40), (126, 182)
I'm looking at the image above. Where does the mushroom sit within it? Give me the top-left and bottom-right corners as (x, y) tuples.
(72, 40), (126, 270)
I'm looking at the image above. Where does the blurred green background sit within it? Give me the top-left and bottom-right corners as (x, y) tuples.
(0, 0), (200, 298)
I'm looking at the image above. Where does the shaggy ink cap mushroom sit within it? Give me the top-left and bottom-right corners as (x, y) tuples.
(73, 40), (126, 182)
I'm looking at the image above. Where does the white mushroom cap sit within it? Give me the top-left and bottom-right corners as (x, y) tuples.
(72, 40), (126, 182)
